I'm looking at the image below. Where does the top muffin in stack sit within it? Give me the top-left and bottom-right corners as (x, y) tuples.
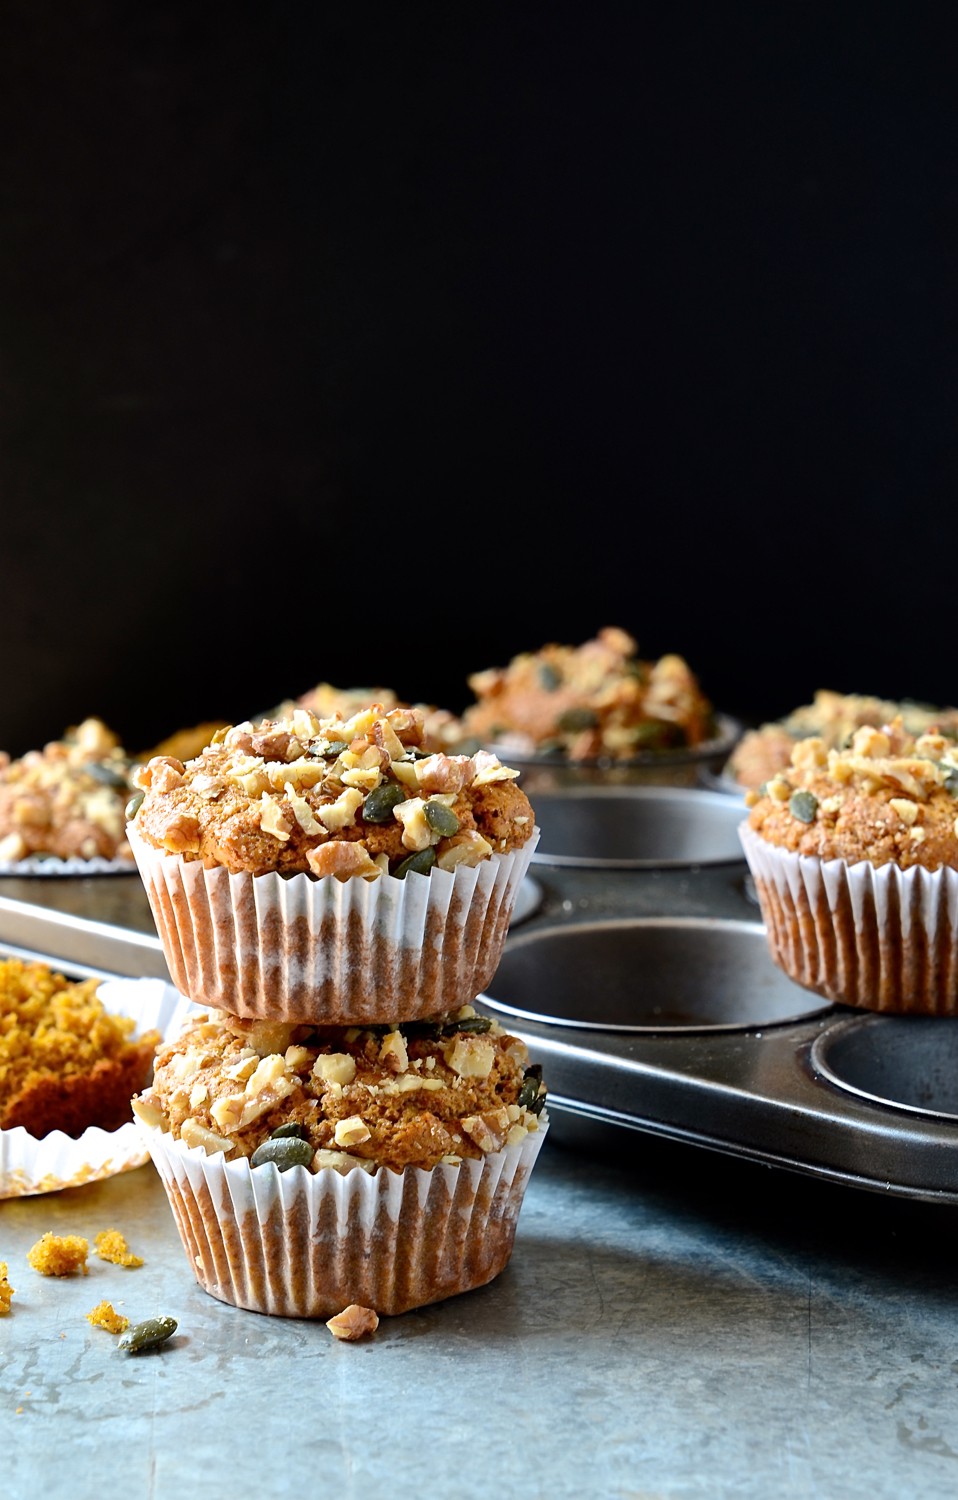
(127, 701), (539, 1023)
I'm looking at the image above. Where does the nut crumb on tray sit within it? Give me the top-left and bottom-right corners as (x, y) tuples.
(326, 1304), (379, 1340)
(27, 1233), (89, 1277)
(0, 1262), (13, 1313)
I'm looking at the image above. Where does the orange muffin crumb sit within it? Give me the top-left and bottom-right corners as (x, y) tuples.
(94, 1230), (144, 1268)
(27, 1232), (89, 1277)
(0, 1262), (14, 1314)
(86, 1301), (130, 1333)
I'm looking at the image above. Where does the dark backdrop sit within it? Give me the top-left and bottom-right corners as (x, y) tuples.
(2, 2), (957, 756)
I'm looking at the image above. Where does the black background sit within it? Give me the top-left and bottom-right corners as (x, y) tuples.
(2, 2), (957, 757)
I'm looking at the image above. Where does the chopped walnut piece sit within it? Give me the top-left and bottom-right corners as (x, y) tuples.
(326, 1304), (379, 1341)
(307, 841), (382, 881)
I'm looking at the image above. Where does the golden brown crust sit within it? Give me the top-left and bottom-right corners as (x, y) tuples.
(131, 703), (535, 879)
(459, 626), (715, 759)
(746, 718), (958, 871)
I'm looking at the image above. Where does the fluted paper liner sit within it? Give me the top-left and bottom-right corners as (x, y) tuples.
(136, 1113), (549, 1318)
(739, 820), (958, 1014)
(129, 825), (539, 1023)
(0, 979), (196, 1198)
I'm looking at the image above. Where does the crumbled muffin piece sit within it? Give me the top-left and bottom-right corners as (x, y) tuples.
(0, 1262), (14, 1314)
(86, 1301), (130, 1333)
(130, 703), (535, 879)
(27, 1233), (89, 1277)
(0, 717), (137, 863)
(458, 627), (715, 760)
(94, 1230), (144, 1268)
(326, 1304), (379, 1340)
(0, 958), (160, 1136)
(134, 1004), (548, 1173)
(746, 717), (958, 871)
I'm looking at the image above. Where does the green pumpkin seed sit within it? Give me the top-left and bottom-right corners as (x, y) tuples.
(943, 768), (958, 796)
(118, 1315), (178, 1354)
(325, 740), (349, 756)
(423, 800), (460, 837)
(447, 1015), (493, 1036)
(251, 1137), (314, 1171)
(518, 1065), (546, 1114)
(362, 783), (408, 823)
(556, 707), (599, 733)
(125, 791), (145, 820)
(393, 849), (436, 880)
(84, 761), (129, 789)
(269, 1122), (310, 1141)
(538, 663), (561, 691)
(789, 790), (818, 824)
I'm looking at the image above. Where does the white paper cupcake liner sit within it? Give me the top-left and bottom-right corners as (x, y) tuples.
(136, 1112), (549, 1318)
(739, 820), (958, 1014)
(129, 824), (539, 1024)
(0, 979), (196, 1198)
(0, 854), (137, 877)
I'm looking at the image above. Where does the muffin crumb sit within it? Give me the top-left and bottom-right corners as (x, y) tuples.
(326, 1304), (379, 1340)
(94, 1230), (144, 1268)
(27, 1233), (89, 1277)
(86, 1301), (129, 1333)
(0, 1262), (14, 1313)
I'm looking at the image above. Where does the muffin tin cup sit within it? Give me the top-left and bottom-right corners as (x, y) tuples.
(135, 1115), (549, 1319)
(739, 822), (958, 1015)
(490, 714), (743, 796)
(129, 826), (539, 1024)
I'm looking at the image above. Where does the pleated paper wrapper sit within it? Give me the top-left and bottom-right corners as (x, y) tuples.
(129, 824), (539, 1024)
(0, 979), (195, 1198)
(136, 1112), (549, 1319)
(739, 820), (958, 1015)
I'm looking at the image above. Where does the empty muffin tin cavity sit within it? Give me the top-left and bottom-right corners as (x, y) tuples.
(483, 917), (831, 1032)
(528, 786), (748, 869)
(811, 1016), (958, 1121)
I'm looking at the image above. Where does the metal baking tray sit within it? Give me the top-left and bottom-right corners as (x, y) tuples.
(3, 784), (958, 1203)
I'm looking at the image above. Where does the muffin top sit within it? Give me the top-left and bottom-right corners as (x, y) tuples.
(728, 689), (958, 790)
(129, 703), (535, 879)
(745, 718), (958, 871)
(458, 626), (716, 761)
(0, 718), (136, 864)
(133, 1003), (547, 1173)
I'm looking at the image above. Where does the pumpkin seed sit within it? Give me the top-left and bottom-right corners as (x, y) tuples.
(393, 849), (436, 880)
(556, 707), (599, 733)
(84, 762), (129, 789)
(270, 1122), (310, 1141)
(118, 1315), (178, 1354)
(450, 1015), (493, 1035)
(125, 791), (145, 820)
(325, 740), (349, 756)
(423, 800), (460, 837)
(789, 790), (818, 824)
(538, 663), (561, 691)
(518, 1065), (546, 1114)
(944, 768), (958, 796)
(362, 783), (408, 823)
(251, 1137), (314, 1171)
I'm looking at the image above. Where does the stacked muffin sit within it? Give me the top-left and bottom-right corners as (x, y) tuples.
(128, 702), (547, 1318)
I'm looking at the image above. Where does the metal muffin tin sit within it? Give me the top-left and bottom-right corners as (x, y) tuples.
(3, 779), (958, 1202)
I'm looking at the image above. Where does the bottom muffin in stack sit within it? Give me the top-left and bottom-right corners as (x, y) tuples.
(132, 1003), (548, 1318)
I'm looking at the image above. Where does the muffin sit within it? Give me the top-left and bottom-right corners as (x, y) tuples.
(132, 1001), (549, 1318)
(264, 682), (470, 755)
(740, 718), (958, 1013)
(127, 702), (539, 1022)
(0, 717), (137, 866)
(727, 689), (958, 791)
(0, 958), (160, 1135)
(458, 627), (717, 762)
